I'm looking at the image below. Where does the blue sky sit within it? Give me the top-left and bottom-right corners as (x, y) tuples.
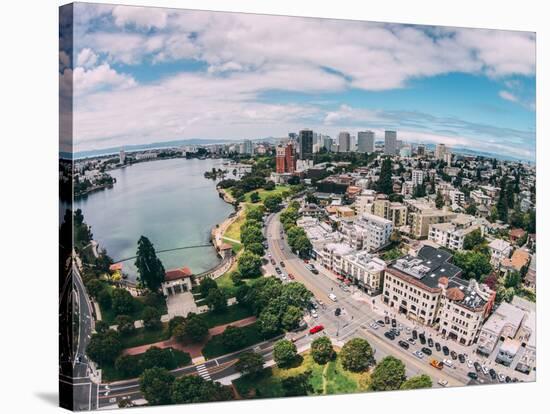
(60, 3), (536, 160)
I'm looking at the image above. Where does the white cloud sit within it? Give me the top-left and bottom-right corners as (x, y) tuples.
(76, 48), (98, 68)
(499, 90), (518, 103)
(112, 5), (168, 29)
(71, 64), (136, 95)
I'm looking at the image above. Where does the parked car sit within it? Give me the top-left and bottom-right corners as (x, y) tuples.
(270, 258), (276, 265)
(442, 346), (450, 356)
(489, 369), (497, 380)
(498, 373), (506, 383)
(280, 261), (285, 267)
(377, 320), (385, 326)
(458, 354), (466, 363)
(419, 335), (426, 345)
(391, 318), (397, 328)
(428, 337), (434, 347)
(435, 342), (441, 352)
(407, 338), (416, 345)
(443, 359), (453, 368)
(505, 376), (511, 383)
(430, 359), (444, 370)
(370, 322), (379, 330)
(390, 328), (400, 337)
(310, 310), (318, 318)
(412, 329), (418, 339)
(467, 372), (478, 380)
(451, 351), (458, 360)
(288, 273), (295, 280)
(328, 293), (337, 302)
(481, 365), (489, 375)
(467, 359), (473, 368)
(309, 325), (324, 334)
(398, 340), (410, 349)
(275, 267), (282, 274)
(384, 331), (396, 340)
(474, 362), (482, 372)
(437, 379), (449, 387)
(422, 347), (432, 356)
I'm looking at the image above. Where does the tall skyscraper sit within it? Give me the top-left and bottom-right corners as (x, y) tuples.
(323, 136), (333, 152)
(416, 145), (426, 156)
(298, 129), (313, 160)
(435, 143), (447, 161)
(119, 149), (126, 165)
(243, 139), (254, 155)
(338, 131), (351, 152)
(357, 130), (375, 153)
(384, 130), (397, 155)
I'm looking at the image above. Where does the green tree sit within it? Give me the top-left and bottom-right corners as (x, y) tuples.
(184, 314), (209, 343)
(376, 157), (393, 195)
(453, 251), (492, 281)
(282, 371), (313, 396)
(111, 288), (135, 315)
(198, 277), (218, 297)
(172, 322), (186, 343)
(273, 339), (298, 367)
(340, 338), (374, 372)
(264, 194), (283, 212)
(240, 225), (264, 247)
(235, 352), (264, 377)
(310, 336), (335, 365)
(171, 376), (232, 404)
(465, 204), (477, 216)
(139, 367), (174, 406)
(246, 208), (264, 222)
(463, 228), (485, 251)
(204, 288), (227, 313)
(435, 190), (444, 209)
(280, 305), (303, 331)
(257, 309), (281, 337)
(247, 242), (265, 256)
(142, 306), (161, 330)
(135, 236), (166, 291)
(371, 356), (407, 391)
(221, 326), (246, 351)
(504, 271), (522, 289)
(238, 251), (263, 279)
(87, 330), (123, 365)
(400, 374), (433, 390)
(97, 289), (112, 310)
(95, 320), (109, 334)
(281, 282), (313, 309)
(250, 192), (261, 203)
(115, 355), (140, 377)
(140, 347), (176, 370)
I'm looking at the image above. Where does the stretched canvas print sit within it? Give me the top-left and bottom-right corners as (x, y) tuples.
(59, 2), (537, 410)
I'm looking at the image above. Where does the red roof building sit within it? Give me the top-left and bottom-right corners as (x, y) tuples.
(164, 266), (193, 282)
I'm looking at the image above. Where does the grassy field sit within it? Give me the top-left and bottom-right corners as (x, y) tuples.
(200, 303), (254, 328)
(202, 322), (270, 360)
(101, 348), (191, 382)
(234, 352), (371, 398)
(119, 323), (171, 349)
(244, 185), (289, 203)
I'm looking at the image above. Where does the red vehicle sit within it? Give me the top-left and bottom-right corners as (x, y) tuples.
(309, 325), (324, 334)
(288, 273), (295, 280)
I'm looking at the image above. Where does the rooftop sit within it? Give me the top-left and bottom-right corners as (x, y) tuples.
(164, 266), (193, 281)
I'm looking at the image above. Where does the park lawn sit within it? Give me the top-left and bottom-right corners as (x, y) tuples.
(119, 323), (171, 349)
(101, 349), (191, 382)
(233, 353), (370, 399)
(244, 185), (289, 203)
(202, 322), (269, 360)
(216, 266), (256, 298)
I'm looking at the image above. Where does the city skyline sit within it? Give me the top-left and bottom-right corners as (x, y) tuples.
(62, 4), (535, 159)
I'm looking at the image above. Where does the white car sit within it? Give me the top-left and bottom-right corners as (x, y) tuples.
(467, 359), (473, 368)
(413, 351), (425, 359)
(328, 293), (337, 302)
(498, 373), (506, 383)
(438, 379), (449, 387)
(311, 310), (318, 318)
(370, 322), (379, 330)
(481, 365), (489, 375)
(443, 359), (453, 367)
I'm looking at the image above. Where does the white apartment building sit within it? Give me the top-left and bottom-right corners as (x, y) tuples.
(356, 213), (394, 252)
(383, 246), (495, 346)
(297, 216), (342, 259)
(411, 169), (424, 185)
(471, 189), (492, 206)
(449, 190), (465, 206)
(320, 243), (354, 275)
(401, 181), (415, 197)
(342, 252), (386, 295)
(488, 239), (512, 268)
(428, 214), (482, 251)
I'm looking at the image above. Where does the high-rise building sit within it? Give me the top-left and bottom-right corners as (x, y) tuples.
(243, 139), (254, 155)
(298, 129), (313, 160)
(119, 149), (126, 165)
(275, 143), (296, 173)
(416, 145), (426, 156)
(435, 143), (448, 161)
(357, 130), (375, 153)
(412, 169), (424, 185)
(322, 136), (333, 152)
(384, 130), (397, 155)
(338, 131), (351, 152)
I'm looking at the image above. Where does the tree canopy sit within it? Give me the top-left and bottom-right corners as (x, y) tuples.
(371, 356), (407, 391)
(135, 236), (166, 291)
(340, 338), (374, 372)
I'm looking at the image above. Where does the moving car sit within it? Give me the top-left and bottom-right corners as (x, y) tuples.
(309, 325), (324, 334)
(398, 340), (410, 349)
(328, 293), (337, 302)
(430, 359), (444, 370)
(307, 264), (319, 274)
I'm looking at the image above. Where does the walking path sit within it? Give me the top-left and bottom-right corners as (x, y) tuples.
(122, 316), (257, 358)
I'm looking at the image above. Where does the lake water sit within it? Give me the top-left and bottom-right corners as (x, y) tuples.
(74, 158), (234, 280)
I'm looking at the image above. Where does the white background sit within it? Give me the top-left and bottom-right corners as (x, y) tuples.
(0, 0), (546, 413)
